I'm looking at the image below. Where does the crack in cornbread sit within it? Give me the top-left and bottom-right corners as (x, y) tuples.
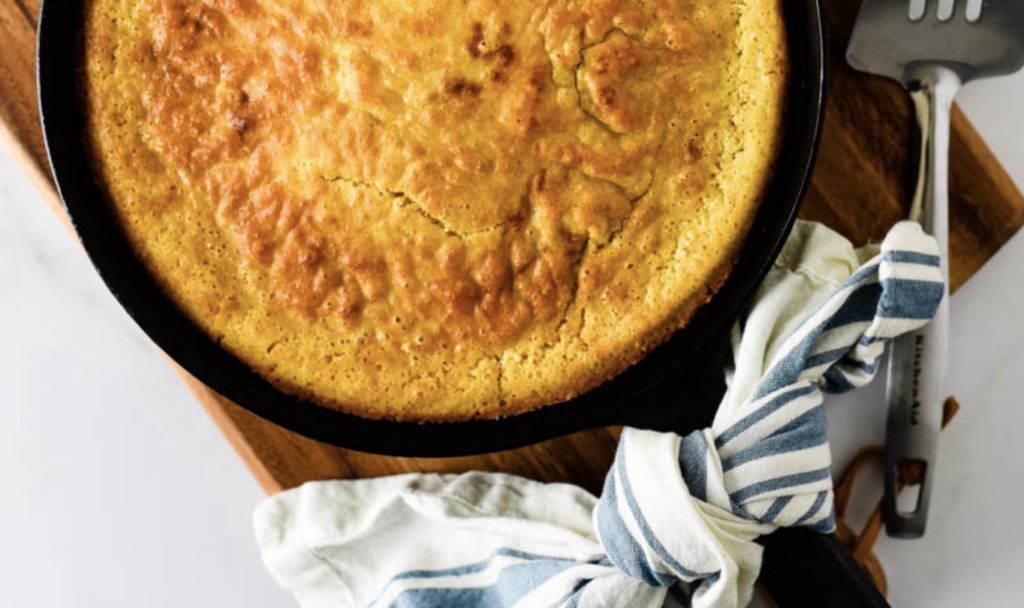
(80, 0), (787, 421)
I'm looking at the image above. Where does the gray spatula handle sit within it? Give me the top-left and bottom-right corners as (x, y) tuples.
(883, 64), (958, 539)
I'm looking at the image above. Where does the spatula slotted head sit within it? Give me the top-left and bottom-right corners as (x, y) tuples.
(846, 0), (1024, 85)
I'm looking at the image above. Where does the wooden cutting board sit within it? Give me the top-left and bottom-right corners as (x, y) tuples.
(2, 0), (1023, 498)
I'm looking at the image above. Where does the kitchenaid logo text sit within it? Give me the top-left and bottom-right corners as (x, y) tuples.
(910, 335), (924, 425)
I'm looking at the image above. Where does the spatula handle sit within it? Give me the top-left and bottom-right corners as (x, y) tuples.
(883, 64), (959, 539)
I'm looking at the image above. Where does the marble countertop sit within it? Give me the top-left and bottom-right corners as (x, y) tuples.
(2, 71), (1022, 607)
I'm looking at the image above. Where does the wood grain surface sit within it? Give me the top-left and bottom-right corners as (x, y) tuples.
(1, 0), (1022, 498)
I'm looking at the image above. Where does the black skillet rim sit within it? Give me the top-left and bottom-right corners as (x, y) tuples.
(37, 0), (826, 457)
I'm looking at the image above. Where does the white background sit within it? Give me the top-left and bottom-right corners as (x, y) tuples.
(2, 73), (1023, 608)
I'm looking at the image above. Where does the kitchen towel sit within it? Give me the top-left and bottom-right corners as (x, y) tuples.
(253, 220), (943, 608)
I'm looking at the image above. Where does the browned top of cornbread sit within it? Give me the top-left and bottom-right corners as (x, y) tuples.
(80, 0), (787, 421)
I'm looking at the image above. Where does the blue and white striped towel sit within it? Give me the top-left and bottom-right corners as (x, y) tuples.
(254, 220), (944, 608)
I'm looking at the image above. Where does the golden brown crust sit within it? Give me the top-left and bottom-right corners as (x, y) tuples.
(80, 0), (788, 421)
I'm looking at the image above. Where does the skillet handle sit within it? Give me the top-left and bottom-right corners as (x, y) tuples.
(603, 326), (889, 606)
(761, 530), (890, 608)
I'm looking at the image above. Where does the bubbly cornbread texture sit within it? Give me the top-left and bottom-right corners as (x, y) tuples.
(80, 0), (787, 421)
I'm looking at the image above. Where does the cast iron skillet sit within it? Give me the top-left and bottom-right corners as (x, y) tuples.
(37, 0), (826, 457)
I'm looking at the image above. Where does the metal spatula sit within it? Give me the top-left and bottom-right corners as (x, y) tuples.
(846, 0), (1024, 539)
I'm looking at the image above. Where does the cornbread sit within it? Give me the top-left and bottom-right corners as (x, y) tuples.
(80, 0), (788, 421)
